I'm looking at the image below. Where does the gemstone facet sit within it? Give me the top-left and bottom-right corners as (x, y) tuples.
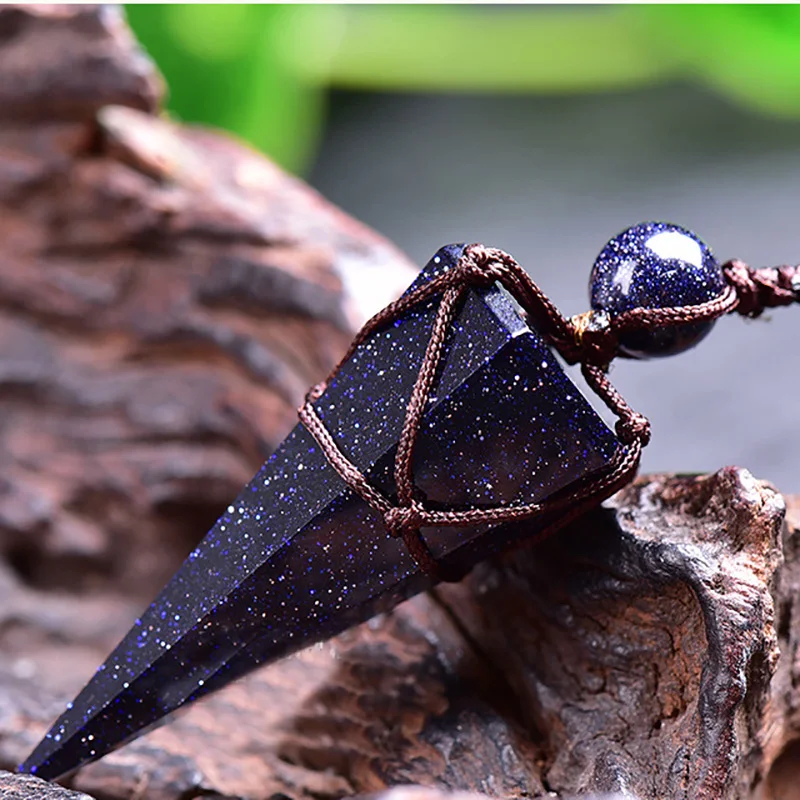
(22, 244), (620, 780)
(589, 222), (724, 358)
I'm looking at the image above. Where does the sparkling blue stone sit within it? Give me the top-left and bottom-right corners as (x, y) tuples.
(21, 244), (621, 780)
(589, 222), (725, 358)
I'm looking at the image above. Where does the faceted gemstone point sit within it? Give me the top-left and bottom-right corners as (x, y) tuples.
(21, 243), (620, 780)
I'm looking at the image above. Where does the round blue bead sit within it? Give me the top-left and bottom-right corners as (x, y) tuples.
(589, 222), (725, 359)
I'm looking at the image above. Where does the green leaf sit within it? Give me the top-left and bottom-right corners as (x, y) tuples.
(125, 3), (800, 178)
(125, 4), (329, 174)
(318, 6), (670, 94)
(642, 5), (800, 117)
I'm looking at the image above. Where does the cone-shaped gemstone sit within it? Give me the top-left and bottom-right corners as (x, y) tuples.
(22, 245), (620, 780)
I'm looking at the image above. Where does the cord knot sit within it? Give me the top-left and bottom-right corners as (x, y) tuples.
(615, 412), (651, 447)
(724, 259), (799, 318)
(568, 310), (619, 366)
(458, 244), (516, 287)
(384, 504), (426, 538)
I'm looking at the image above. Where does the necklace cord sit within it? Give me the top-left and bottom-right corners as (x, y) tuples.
(298, 245), (799, 581)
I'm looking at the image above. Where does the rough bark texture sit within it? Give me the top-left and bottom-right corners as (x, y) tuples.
(0, 771), (95, 800)
(1, 5), (800, 800)
(0, 3), (415, 600)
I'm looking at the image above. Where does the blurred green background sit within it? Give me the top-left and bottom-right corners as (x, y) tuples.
(126, 4), (800, 175)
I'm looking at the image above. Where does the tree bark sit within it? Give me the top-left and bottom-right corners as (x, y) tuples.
(1, 6), (799, 800)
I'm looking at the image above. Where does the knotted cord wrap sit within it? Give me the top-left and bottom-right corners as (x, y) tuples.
(724, 259), (800, 317)
(298, 244), (800, 581)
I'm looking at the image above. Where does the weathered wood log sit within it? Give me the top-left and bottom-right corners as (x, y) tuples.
(1, 5), (800, 800)
(0, 771), (95, 800)
(4, 470), (798, 800)
(0, 3), (415, 600)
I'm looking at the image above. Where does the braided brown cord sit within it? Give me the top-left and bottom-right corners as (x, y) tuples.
(395, 284), (464, 508)
(298, 244), (799, 581)
(724, 259), (800, 317)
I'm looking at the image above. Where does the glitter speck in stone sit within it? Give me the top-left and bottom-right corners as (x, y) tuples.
(22, 243), (620, 780)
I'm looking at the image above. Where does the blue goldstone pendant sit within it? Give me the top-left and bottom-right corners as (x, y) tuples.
(21, 244), (622, 780)
(590, 222), (725, 358)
